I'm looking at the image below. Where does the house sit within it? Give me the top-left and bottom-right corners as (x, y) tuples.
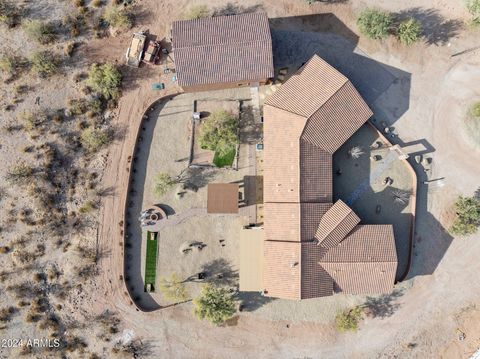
(241, 55), (398, 300)
(171, 12), (274, 92)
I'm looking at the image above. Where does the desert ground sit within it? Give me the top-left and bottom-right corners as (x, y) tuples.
(1, 0), (480, 358)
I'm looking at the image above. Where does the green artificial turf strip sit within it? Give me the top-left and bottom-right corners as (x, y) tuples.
(144, 231), (158, 288)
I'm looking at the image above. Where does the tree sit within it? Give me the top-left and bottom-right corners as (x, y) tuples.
(470, 102), (480, 118)
(86, 63), (122, 99)
(357, 8), (392, 40)
(193, 284), (236, 325)
(466, 0), (480, 24)
(184, 5), (210, 20)
(397, 18), (422, 45)
(154, 172), (177, 197)
(450, 196), (480, 236)
(348, 146), (364, 159)
(159, 273), (188, 302)
(335, 306), (364, 332)
(199, 110), (238, 157)
(23, 20), (56, 44)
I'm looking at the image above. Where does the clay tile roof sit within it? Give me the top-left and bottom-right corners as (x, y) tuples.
(172, 13), (274, 88)
(261, 54), (397, 300)
(207, 183), (239, 214)
(320, 225), (397, 294)
(315, 200), (360, 248)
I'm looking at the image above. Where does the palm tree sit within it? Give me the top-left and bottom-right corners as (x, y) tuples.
(348, 146), (364, 159)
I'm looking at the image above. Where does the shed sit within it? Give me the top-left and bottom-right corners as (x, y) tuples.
(207, 183), (239, 214)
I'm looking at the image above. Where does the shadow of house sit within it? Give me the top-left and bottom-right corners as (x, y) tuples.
(268, 13), (453, 281)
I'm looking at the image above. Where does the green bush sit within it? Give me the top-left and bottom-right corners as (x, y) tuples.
(335, 306), (364, 332)
(31, 51), (59, 78)
(466, 0), (480, 24)
(23, 20), (56, 44)
(86, 63), (122, 99)
(199, 110), (238, 158)
(357, 8), (392, 40)
(193, 284), (236, 325)
(18, 110), (47, 132)
(470, 102), (480, 118)
(154, 172), (176, 197)
(184, 5), (210, 20)
(397, 18), (422, 45)
(104, 5), (132, 29)
(0, 0), (21, 28)
(80, 127), (112, 153)
(450, 196), (480, 236)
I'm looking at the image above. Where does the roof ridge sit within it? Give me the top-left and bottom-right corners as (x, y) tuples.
(174, 39), (271, 50)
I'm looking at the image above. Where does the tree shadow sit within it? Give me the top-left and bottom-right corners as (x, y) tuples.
(363, 288), (405, 319)
(198, 258), (238, 287)
(394, 7), (464, 46)
(212, 3), (264, 17)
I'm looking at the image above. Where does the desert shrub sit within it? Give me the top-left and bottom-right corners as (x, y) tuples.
(470, 101), (480, 118)
(0, 54), (16, 76)
(335, 306), (364, 332)
(31, 51), (59, 78)
(104, 5), (132, 29)
(86, 63), (122, 99)
(199, 110), (238, 157)
(6, 163), (34, 184)
(79, 200), (96, 214)
(397, 18), (422, 45)
(0, 306), (16, 322)
(159, 273), (188, 302)
(465, 102), (480, 145)
(466, 0), (480, 24)
(68, 98), (88, 115)
(23, 20), (56, 44)
(193, 284), (236, 325)
(19, 110), (48, 132)
(0, 0), (21, 27)
(80, 127), (112, 152)
(154, 172), (176, 197)
(74, 0), (85, 7)
(450, 196), (480, 236)
(184, 5), (210, 20)
(357, 8), (392, 39)
(92, 0), (103, 7)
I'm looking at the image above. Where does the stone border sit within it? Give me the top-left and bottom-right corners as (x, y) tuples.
(367, 121), (417, 282)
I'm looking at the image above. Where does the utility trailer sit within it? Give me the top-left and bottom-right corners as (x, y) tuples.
(125, 32), (147, 67)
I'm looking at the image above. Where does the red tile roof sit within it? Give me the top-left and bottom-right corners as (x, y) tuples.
(262, 55), (397, 300)
(172, 13), (274, 88)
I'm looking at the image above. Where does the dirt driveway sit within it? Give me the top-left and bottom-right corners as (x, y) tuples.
(91, 1), (480, 358)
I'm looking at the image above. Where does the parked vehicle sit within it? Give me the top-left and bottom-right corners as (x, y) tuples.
(144, 40), (161, 64)
(125, 32), (147, 67)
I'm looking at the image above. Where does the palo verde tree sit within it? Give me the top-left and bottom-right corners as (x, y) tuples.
(159, 273), (188, 302)
(199, 110), (238, 157)
(450, 196), (480, 236)
(193, 284), (236, 325)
